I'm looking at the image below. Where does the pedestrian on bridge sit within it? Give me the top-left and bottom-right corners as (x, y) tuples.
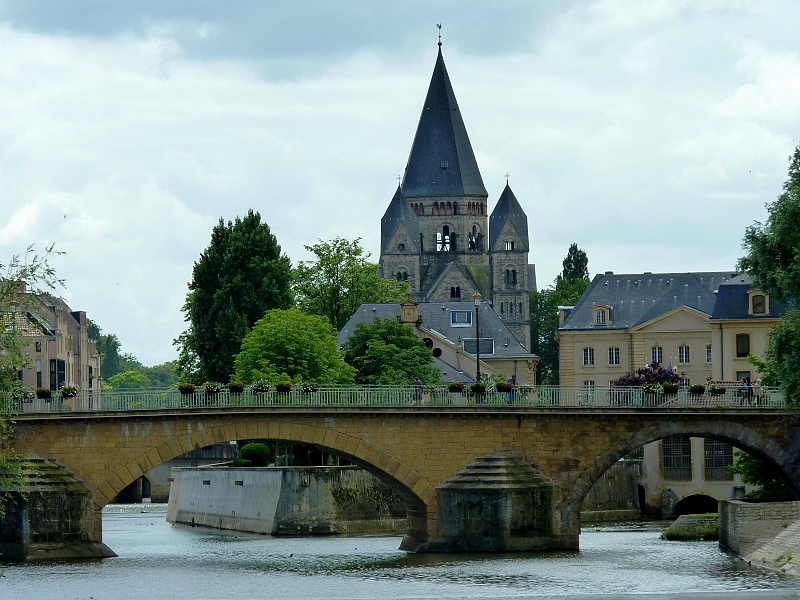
(414, 377), (423, 405)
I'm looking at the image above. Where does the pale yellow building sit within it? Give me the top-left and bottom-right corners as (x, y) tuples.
(8, 284), (101, 392)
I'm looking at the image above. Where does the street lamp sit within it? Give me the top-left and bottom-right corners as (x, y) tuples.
(472, 291), (482, 383)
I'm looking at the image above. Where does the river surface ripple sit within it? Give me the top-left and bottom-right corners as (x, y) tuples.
(1, 511), (798, 600)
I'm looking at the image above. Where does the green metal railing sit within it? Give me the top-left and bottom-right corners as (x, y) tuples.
(8, 385), (788, 414)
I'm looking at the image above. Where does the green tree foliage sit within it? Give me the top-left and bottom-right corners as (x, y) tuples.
(233, 308), (355, 385)
(292, 237), (409, 331)
(341, 318), (441, 385)
(106, 370), (151, 389)
(561, 242), (589, 284)
(0, 244), (63, 519)
(729, 450), (794, 500)
(87, 319), (123, 379)
(179, 210), (292, 383)
(530, 245), (591, 384)
(238, 443), (271, 467)
(738, 144), (800, 404)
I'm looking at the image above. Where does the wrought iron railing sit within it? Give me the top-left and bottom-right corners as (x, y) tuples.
(7, 385), (788, 415)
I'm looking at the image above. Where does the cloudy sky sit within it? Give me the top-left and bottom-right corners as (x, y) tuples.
(1, 1), (799, 366)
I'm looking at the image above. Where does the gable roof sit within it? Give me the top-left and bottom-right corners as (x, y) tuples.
(400, 47), (487, 199)
(424, 260), (479, 301)
(380, 185), (420, 254)
(489, 184), (529, 251)
(710, 273), (792, 320)
(561, 271), (736, 331)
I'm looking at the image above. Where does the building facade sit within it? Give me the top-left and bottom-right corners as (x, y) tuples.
(556, 271), (788, 389)
(8, 284), (101, 392)
(379, 46), (534, 350)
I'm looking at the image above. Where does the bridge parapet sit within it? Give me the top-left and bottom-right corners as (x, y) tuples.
(8, 385), (788, 415)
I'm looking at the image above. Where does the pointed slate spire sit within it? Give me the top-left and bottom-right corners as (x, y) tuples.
(489, 183), (529, 251)
(401, 48), (488, 199)
(381, 185), (420, 253)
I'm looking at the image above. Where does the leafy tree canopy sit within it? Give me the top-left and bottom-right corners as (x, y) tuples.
(106, 370), (151, 389)
(233, 308), (355, 385)
(530, 248), (591, 384)
(737, 144), (800, 403)
(292, 237), (409, 332)
(179, 210), (292, 383)
(341, 318), (441, 385)
(561, 242), (590, 284)
(729, 450), (794, 500)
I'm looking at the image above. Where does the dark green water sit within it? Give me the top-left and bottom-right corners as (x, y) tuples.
(1, 512), (797, 599)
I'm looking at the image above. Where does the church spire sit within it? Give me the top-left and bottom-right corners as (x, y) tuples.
(400, 47), (488, 199)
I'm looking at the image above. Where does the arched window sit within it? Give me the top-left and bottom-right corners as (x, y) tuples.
(446, 202), (452, 215)
(437, 225), (451, 252)
(450, 286), (461, 299)
(452, 202), (458, 215)
(509, 302), (514, 316)
(505, 269), (517, 285)
(500, 302), (504, 315)
(518, 302), (523, 315)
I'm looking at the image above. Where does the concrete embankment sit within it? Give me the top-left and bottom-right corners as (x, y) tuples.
(581, 461), (641, 524)
(167, 465), (406, 535)
(720, 499), (800, 575)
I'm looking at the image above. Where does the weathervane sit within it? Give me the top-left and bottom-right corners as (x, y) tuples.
(437, 23), (442, 47)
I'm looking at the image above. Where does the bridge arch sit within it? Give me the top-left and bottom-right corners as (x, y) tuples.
(93, 418), (436, 515)
(566, 419), (800, 509)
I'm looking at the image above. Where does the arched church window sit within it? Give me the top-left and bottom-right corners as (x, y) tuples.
(509, 302), (514, 316)
(446, 202), (452, 215)
(452, 202), (458, 215)
(500, 302), (504, 315)
(450, 286), (461, 299)
(437, 226), (451, 252)
(519, 302), (523, 315)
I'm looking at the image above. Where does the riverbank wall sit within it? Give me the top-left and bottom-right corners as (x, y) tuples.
(581, 461), (642, 523)
(167, 465), (406, 535)
(719, 499), (800, 575)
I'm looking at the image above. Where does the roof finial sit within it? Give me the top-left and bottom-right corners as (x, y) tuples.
(437, 23), (442, 47)
(505, 172), (510, 185)
(396, 174), (402, 185)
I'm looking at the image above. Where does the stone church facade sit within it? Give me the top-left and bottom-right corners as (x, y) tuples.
(380, 46), (534, 350)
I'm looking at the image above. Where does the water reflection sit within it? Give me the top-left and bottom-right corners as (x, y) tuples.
(1, 513), (795, 600)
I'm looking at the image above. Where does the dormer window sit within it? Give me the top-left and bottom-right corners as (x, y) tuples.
(592, 305), (611, 326)
(752, 294), (766, 315)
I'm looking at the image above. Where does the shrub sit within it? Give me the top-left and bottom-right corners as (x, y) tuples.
(252, 379), (270, 393)
(232, 458), (253, 467)
(204, 381), (222, 394)
(448, 382), (465, 393)
(36, 388), (51, 399)
(239, 443), (271, 467)
(178, 383), (195, 395)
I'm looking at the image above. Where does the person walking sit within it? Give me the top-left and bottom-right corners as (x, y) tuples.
(414, 377), (423, 405)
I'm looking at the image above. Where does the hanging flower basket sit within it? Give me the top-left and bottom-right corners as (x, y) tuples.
(178, 383), (195, 395)
(276, 381), (292, 394)
(61, 386), (78, 398)
(252, 379), (271, 393)
(204, 382), (222, 395)
(36, 388), (52, 400)
(227, 382), (244, 394)
(448, 382), (465, 393)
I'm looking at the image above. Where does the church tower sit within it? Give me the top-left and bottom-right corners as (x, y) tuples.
(380, 45), (533, 349)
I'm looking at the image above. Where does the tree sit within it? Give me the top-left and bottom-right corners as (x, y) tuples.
(738, 143), (800, 404)
(561, 242), (589, 284)
(530, 245), (591, 384)
(729, 450), (793, 500)
(341, 318), (441, 385)
(106, 370), (151, 389)
(233, 308), (355, 385)
(0, 244), (63, 519)
(178, 210), (292, 383)
(87, 320), (123, 379)
(292, 237), (409, 331)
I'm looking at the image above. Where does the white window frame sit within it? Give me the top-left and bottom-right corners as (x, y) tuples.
(450, 311), (472, 327)
(595, 309), (606, 325)
(651, 346), (663, 364)
(583, 347), (595, 366)
(706, 344), (712, 363)
(678, 345), (690, 364)
(608, 347), (620, 365)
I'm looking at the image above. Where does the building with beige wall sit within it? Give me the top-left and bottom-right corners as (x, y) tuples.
(8, 284), (101, 393)
(556, 271), (788, 389)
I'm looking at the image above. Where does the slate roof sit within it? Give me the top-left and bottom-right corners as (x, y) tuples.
(400, 48), (487, 199)
(380, 185), (420, 254)
(560, 271), (738, 331)
(710, 273), (791, 320)
(489, 184), (529, 251)
(338, 301), (530, 357)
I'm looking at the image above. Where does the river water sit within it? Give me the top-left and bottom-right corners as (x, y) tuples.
(2, 508), (798, 600)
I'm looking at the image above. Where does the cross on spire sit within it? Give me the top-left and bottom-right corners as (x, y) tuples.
(396, 174), (402, 185)
(505, 172), (510, 184)
(437, 23), (442, 47)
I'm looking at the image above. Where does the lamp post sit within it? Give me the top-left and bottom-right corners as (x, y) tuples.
(472, 291), (482, 384)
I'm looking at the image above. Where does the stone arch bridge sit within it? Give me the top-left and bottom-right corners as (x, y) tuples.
(9, 404), (800, 554)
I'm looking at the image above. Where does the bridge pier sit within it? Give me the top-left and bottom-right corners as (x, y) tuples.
(0, 457), (115, 561)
